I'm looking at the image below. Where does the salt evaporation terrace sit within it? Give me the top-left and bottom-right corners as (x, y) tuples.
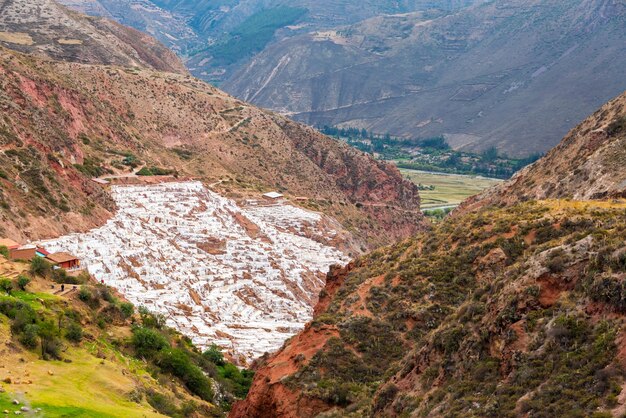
(40, 181), (349, 362)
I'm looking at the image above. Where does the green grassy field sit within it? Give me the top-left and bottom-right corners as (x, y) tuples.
(400, 169), (502, 209)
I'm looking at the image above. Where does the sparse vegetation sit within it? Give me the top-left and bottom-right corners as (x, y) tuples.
(266, 200), (626, 416)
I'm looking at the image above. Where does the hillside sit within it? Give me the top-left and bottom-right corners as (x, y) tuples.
(0, 42), (422, 249)
(0, 0), (187, 74)
(224, 0), (626, 156)
(231, 97), (626, 416)
(460, 90), (626, 212)
(0, 254), (252, 416)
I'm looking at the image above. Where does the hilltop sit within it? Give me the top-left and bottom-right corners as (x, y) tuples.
(231, 94), (626, 416)
(224, 0), (626, 156)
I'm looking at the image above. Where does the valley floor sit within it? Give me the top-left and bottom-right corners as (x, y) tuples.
(400, 169), (502, 210)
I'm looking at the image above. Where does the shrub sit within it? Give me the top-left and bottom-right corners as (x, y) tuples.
(120, 302), (134, 319)
(38, 320), (62, 359)
(0, 278), (13, 295)
(19, 324), (40, 349)
(138, 306), (166, 329)
(145, 390), (178, 416)
(131, 327), (169, 359)
(217, 363), (254, 398)
(0, 245), (8, 259)
(65, 322), (83, 343)
(16, 275), (31, 291)
(158, 348), (214, 402)
(78, 286), (92, 302)
(203, 344), (225, 366)
(30, 257), (52, 277)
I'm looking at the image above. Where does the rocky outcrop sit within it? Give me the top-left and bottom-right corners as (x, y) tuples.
(231, 263), (353, 418)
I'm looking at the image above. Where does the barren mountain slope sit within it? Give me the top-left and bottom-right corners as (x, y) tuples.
(459, 90), (626, 212)
(57, 0), (483, 83)
(0, 45), (422, 248)
(0, 0), (187, 73)
(231, 95), (626, 417)
(224, 0), (626, 156)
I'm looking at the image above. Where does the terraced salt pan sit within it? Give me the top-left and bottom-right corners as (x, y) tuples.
(39, 181), (349, 362)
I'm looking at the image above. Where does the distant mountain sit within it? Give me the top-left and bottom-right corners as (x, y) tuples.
(57, 0), (482, 83)
(231, 91), (626, 418)
(224, 0), (626, 156)
(0, 0), (187, 73)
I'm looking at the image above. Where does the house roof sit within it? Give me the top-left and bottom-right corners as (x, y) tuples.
(263, 192), (284, 199)
(36, 247), (50, 256)
(0, 238), (20, 249)
(46, 252), (79, 264)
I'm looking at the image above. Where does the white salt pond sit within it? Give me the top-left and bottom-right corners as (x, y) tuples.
(39, 181), (349, 363)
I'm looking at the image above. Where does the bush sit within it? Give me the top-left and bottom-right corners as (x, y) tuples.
(16, 275), (31, 291)
(158, 348), (214, 402)
(78, 286), (92, 302)
(30, 257), (52, 277)
(0, 245), (8, 259)
(19, 324), (39, 349)
(146, 390), (178, 416)
(0, 278), (13, 295)
(131, 327), (169, 359)
(120, 302), (134, 319)
(65, 322), (83, 343)
(38, 320), (62, 359)
(139, 306), (166, 329)
(203, 344), (225, 366)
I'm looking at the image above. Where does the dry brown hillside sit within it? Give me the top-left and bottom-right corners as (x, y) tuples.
(0, 45), (422, 248)
(459, 91), (626, 213)
(0, 0), (187, 74)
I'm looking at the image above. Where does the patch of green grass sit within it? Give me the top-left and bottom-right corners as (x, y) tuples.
(11, 290), (60, 310)
(29, 404), (118, 417)
(400, 169), (501, 208)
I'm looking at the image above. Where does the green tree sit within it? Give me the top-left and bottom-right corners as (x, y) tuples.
(158, 348), (214, 402)
(203, 344), (226, 366)
(65, 322), (83, 343)
(38, 320), (61, 359)
(19, 324), (39, 349)
(0, 245), (9, 259)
